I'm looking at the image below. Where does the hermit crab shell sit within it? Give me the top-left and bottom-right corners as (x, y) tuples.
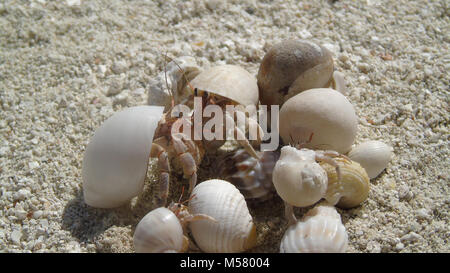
(217, 149), (279, 201)
(133, 207), (186, 253)
(272, 146), (328, 207)
(148, 56), (202, 110)
(279, 88), (358, 154)
(257, 39), (334, 106)
(348, 141), (393, 179)
(189, 65), (259, 106)
(82, 106), (164, 208)
(280, 205), (348, 253)
(320, 158), (370, 209)
(188, 179), (257, 253)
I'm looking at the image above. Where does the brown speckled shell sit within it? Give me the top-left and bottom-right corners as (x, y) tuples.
(257, 39), (334, 107)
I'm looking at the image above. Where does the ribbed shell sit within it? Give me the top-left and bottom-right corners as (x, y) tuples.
(320, 158), (370, 209)
(82, 106), (164, 208)
(280, 205), (348, 253)
(133, 207), (184, 253)
(348, 140), (393, 179)
(188, 179), (257, 253)
(190, 65), (259, 106)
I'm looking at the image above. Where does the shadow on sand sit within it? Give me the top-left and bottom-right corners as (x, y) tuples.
(61, 181), (159, 245)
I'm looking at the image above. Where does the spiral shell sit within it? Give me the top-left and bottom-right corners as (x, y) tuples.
(272, 146), (328, 207)
(348, 140), (393, 179)
(133, 207), (186, 253)
(320, 158), (370, 209)
(82, 106), (164, 208)
(218, 149), (280, 201)
(279, 88), (358, 154)
(188, 179), (257, 253)
(280, 205), (348, 253)
(189, 65), (259, 106)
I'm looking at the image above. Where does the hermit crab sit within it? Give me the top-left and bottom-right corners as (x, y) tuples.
(218, 143), (371, 210)
(133, 190), (216, 253)
(188, 179), (257, 253)
(134, 179), (257, 253)
(82, 62), (263, 208)
(272, 144), (350, 221)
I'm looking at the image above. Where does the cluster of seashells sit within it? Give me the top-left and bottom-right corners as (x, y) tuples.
(81, 39), (393, 253)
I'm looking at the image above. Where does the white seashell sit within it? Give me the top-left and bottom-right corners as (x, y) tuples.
(148, 56), (202, 110)
(280, 205), (348, 253)
(331, 70), (347, 95)
(348, 140), (393, 179)
(279, 88), (358, 154)
(190, 65), (259, 106)
(272, 146), (328, 207)
(188, 179), (257, 253)
(133, 207), (186, 253)
(82, 106), (164, 208)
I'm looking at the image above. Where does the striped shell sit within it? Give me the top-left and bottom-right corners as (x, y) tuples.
(280, 205), (348, 253)
(217, 149), (280, 201)
(321, 158), (370, 209)
(82, 106), (164, 208)
(348, 140), (393, 179)
(133, 207), (187, 253)
(188, 179), (257, 253)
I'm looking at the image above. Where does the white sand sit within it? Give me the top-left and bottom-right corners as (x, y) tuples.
(0, 0), (448, 252)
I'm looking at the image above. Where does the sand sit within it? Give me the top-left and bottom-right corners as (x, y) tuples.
(0, 0), (448, 253)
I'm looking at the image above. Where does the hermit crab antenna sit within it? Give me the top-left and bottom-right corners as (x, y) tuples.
(170, 56), (196, 93)
(307, 132), (314, 144)
(182, 193), (196, 205)
(163, 51), (175, 108)
(293, 132), (314, 149)
(178, 186), (185, 203)
(289, 132), (295, 147)
(164, 54), (197, 99)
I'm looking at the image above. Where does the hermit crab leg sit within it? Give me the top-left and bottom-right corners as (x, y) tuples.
(320, 150), (352, 163)
(172, 133), (198, 194)
(234, 109), (264, 145)
(315, 150), (352, 183)
(182, 133), (202, 163)
(284, 201), (297, 226)
(183, 213), (217, 224)
(315, 152), (342, 183)
(150, 142), (171, 207)
(224, 111), (261, 160)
